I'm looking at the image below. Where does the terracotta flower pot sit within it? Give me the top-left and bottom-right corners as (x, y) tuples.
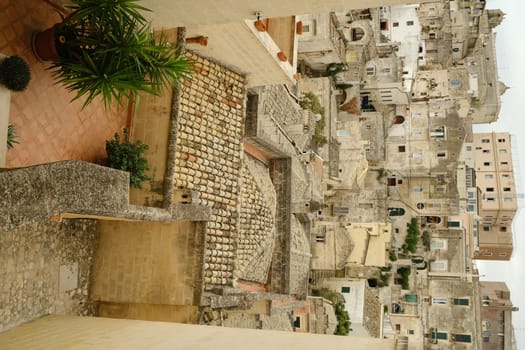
(32, 24), (61, 61)
(254, 20), (267, 32)
(277, 51), (287, 62)
(185, 36), (208, 46)
(296, 21), (303, 35)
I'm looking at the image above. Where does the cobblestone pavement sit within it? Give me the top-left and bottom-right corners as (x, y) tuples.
(0, 219), (98, 332)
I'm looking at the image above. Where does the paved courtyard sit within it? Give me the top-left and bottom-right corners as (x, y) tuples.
(1, 0), (129, 168)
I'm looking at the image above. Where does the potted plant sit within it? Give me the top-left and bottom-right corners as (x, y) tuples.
(105, 130), (150, 189)
(0, 55), (31, 91)
(32, 0), (192, 109)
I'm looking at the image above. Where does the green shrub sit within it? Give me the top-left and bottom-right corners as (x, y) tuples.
(334, 302), (351, 335)
(299, 92), (325, 116)
(397, 267), (411, 290)
(0, 56), (31, 91)
(389, 250), (398, 262)
(403, 217), (420, 253)
(421, 230), (431, 250)
(7, 124), (19, 149)
(105, 132), (150, 188)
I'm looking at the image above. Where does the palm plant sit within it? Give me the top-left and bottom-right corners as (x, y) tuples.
(7, 124), (19, 149)
(45, 0), (192, 108)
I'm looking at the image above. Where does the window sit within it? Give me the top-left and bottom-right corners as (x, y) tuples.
(453, 334), (472, 343)
(500, 226), (507, 232)
(486, 197), (495, 202)
(447, 221), (461, 228)
(482, 149), (490, 154)
(483, 225), (491, 232)
(436, 152), (446, 158)
(482, 252), (493, 256)
(395, 324), (401, 331)
(486, 187), (494, 192)
(499, 252), (508, 257)
(501, 161), (508, 166)
(294, 316), (301, 328)
(303, 25), (310, 33)
(432, 297), (448, 304)
(484, 174), (493, 180)
(412, 187), (422, 192)
(407, 20), (414, 26)
(504, 197), (513, 203)
(453, 298), (469, 306)
(432, 331), (448, 340)
(430, 260), (448, 271)
(366, 67), (375, 76)
(482, 138), (490, 143)
(341, 287), (351, 293)
(383, 68), (391, 73)
(393, 22), (399, 27)
(483, 162), (491, 167)
(429, 32), (436, 40)
(466, 146), (472, 151)
(498, 138), (506, 143)
(452, 47), (460, 53)
(398, 145), (406, 152)
(499, 149), (507, 154)
(504, 187), (511, 192)
(408, 330), (415, 335)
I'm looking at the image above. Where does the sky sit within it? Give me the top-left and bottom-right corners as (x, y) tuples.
(475, 0), (525, 347)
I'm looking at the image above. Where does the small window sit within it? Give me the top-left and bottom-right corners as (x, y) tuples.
(466, 145), (472, 151)
(429, 32), (436, 40)
(483, 226), (491, 232)
(499, 252), (507, 257)
(499, 149), (507, 154)
(398, 145), (406, 152)
(486, 187), (494, 192)
(408, 330), (415, 335)
(482, 252), (493, 256)
(482, 139), (490, 143)
(453, 298), (469, 306)
(432, 331), (448, 340)
(501, 161), (508, 166)
(487, 197), (495, 202)
(432, 297), (447, 304)
(407, 20), (414, 26)
(452, 47), (460, 53)
(395, 324), (401, 331)
(393, 22), (399, 27)
(504, 197), (513, 203)
(294, 316), (301, 328)
(500, 226), (507, 232)
(436, 152), (446, 158)
(498, 138), (506, 143)
(341, 287), (351, 293)
(484, 162), (491, 167)
(447, 221), (461, 228)
(366, 67), (375, 76)
(503, 187), (511, 192)
(303, 25), (310, 33)
(484, 174), (493, 180)
(454, 334), (472, 343)
(482, 149), (490, 154)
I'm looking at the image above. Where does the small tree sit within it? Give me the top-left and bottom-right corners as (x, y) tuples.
(105, 132), (150, 188)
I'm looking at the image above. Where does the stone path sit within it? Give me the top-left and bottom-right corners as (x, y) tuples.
(0, 219), (98, 332)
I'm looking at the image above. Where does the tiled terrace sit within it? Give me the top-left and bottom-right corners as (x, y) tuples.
(1, 0), (129, 168)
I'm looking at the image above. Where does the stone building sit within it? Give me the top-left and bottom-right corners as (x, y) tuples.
(472, 132), (517, 260)
(480, 281), (519, 349)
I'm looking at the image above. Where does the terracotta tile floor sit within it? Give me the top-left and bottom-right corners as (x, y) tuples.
(1, 0), (129, 168)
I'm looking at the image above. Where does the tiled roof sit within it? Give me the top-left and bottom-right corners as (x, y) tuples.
(235, 163), (275, 283)
(174, 52), (245, 291)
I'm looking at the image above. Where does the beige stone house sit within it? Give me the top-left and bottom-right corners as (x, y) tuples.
(472, 132), (517, 260)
